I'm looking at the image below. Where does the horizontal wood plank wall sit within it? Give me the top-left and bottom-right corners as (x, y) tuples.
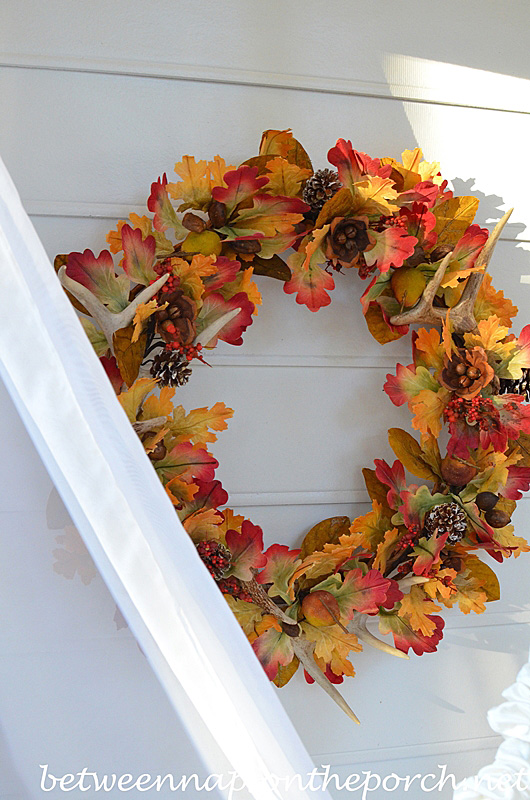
(1, 2), (530, 796)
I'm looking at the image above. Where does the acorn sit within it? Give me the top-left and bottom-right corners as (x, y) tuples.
(475, 492), (499, 512)
(485, 509), (511, 528)
(441, 455), (477, 487)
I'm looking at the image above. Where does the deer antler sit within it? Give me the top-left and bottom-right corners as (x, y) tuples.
(58, 266), (170, 354)
(350, 612), (409, 660)
(241, 577), (360, 723)
(390, 209), (513, 333)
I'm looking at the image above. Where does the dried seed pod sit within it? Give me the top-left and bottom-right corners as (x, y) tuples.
(231, 239), (262, 254)
(485, 509), (511, 528)
(182, 212), (206, 233)
(208, 200), (228, 229)
(475, 492), (499, 512)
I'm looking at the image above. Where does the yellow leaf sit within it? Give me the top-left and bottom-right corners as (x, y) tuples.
(221, 267), (262, 314)
(351, 176), (399, 215)
(289, 532), (367, 593)
(423, 567), (458, 603)
(301, 622), (361, 677)
(118, 377), (158, 423)
(464, 556), (500, 602)
(113, 325), (147, 387)
(132, 299), (161, 343)
(410, 388), (450, 437)
(398, 585), (441, 635)
(491, 525), (530, 558)
(168, 155), (212, 210)
(170, 402), (233, 445)
(315, 187), (356, 228)
(225, 595), (263, 636)
(264, 157), (311, 197)
(350, 501), (393, 550)
(273, 657), (300, 687)
(388, 428), (439, 482)
(168, 257), (206, 304)
(208, 155), (236, 189)
(165, 477), (198, 508)
(141, 386), (176, 420)
(182, 508), (224, 542)
(365, 302), (406, 344)
(475, 274), (518, 329)
(373, 528), (402, 573)
(217, 508), (245, 536)
(414, 327), (444, 371)
(434, 197), (479, 247)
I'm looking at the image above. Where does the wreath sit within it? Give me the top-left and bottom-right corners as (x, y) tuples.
(55, 129), (530, 723)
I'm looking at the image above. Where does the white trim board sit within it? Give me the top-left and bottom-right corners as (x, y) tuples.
(1, 53), (529, 115)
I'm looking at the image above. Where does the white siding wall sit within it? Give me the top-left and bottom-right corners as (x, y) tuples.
(1, 2), (530, 797)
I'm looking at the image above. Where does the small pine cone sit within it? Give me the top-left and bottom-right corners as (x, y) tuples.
(423, 502), (467, 544)
(302, 169), (342, 213)
(217, 576), (253, 603)
(499, 368), (530, 402)
(197, 540), (231, 579)
(155, 288), (196, 345)
(150, 350), (192, 387)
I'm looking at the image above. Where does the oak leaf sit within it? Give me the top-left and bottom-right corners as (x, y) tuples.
(113, 325), (147, 388)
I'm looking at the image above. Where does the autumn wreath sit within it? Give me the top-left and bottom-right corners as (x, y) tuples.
(55, 129), (530, 722)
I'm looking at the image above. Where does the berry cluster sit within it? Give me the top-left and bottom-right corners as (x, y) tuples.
(397, 526), (420, 550)
(217, 576), (253, 603)
(196, 540), (231, 579)
(165, 341), (203, 361)
(444, 395), (497, 429)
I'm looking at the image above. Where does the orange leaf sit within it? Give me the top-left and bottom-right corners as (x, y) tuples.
(171, 402), (233, 445)
(398, 585), (442, 635)
(264, 157), (311, 197)
(168, 156), (212, 211)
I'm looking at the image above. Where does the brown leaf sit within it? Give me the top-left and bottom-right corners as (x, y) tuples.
(362, 468), (391, 508)
(315, 187), (356, 228)
(465, 557), (500, 602)
(259, 129), (313, 171)
(251, 254), (291, 281)
(273, 656), (300, 687)
(365, 303), (406, 344)
(299, 516), (351, 560)
(239, 155), (276, 175)
(388, 428), (438, 482)
(113, 325), (147, 387)
(434, 197), (479, 248)
(54, 254), (90, 314)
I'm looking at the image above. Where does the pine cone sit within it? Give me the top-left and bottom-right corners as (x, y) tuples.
(302, 169), (341, 213)
(499, 368), (530, 402)
(150, 350), (192, 387)
(325, 216), (371, 268)
(155, 288), (196, 345)
(197, 540), (231, 579)
(440, 347), (495, 399)
(423, 502), (467, 544)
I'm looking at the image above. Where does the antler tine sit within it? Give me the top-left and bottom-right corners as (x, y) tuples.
(350, 612), (409, 660)
(390, 208), (514, 334)
(291, 637), (360, 724)
(389, 250), (454, 329)
(58, 266), (169, 353)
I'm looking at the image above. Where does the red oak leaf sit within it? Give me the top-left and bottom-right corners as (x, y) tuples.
(327, 139), (391, 190)
(147, 173), (185, 235)
(412, 532), (448, 576)
(196, 291), (255, 346)
(252, 628), (294, 680)
(339, 568), (396, 617)
(212, 166), (269, 214)
(180, 478), (229, 515)
(155, 442), (218, 483)
(374, 459), (407, 509)
(304, 666), (344, 684)
(364, 227), (418, 273)
(226, 520), (267, 581)
(379, 611), (444, 655)
(100, 355), (123, 393)
(203, 257), (241, 292)
(398, 181), (439, 209)
(384, 363), (417, 406)
(256, 544), (301, 604)
(121, 224), (158, 286)
(451, 224), (489, 270)
(500, 466), (530, 501)
(66, 249), (129, 312)
(284, 227), (335, 312)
